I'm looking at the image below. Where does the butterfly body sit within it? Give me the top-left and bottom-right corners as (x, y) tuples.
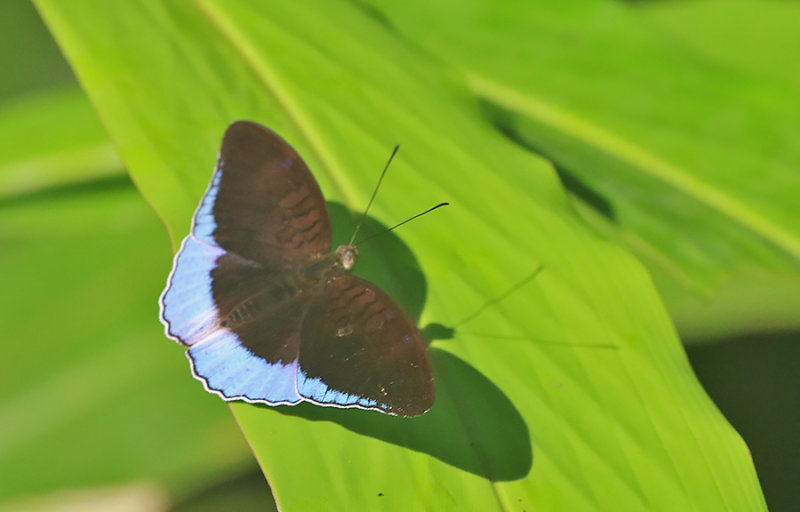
(159, 121), (434, 416)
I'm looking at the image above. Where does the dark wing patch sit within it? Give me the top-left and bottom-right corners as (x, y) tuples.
(297, 273), (434, 416)
(208, 121), (331, 263)
(210, 252), (308, 365)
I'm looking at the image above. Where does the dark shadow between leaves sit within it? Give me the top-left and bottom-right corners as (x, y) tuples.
(478, 98), (617, 222)
(260, 202), (532, 481)
(687, 331), (800, 512)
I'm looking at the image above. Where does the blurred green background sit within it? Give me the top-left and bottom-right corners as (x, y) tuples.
(1, 0), (797, 510)
(0, 1), (274, 510)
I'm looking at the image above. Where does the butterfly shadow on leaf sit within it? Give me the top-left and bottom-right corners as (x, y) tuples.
(263, 202), (532, 482)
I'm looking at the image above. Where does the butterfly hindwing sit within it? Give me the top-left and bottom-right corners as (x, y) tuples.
(187, 329), (302, 404)
(297, 273), (435, 416)
(163, 242), (309, 405)
(209, 252), (308, 366)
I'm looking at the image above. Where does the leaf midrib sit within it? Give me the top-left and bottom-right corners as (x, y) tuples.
(466, 72), (800, 261)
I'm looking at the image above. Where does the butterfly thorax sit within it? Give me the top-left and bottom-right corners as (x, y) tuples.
(219, 246), (357, 332)
(335, 244), (359, 270)
(298, 244), (358, 284)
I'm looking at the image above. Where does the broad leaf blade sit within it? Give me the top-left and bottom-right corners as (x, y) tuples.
(36, 1), (767, 510)
(636, 0), (800, 87)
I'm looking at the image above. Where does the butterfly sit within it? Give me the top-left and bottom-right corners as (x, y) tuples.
(159, 121), (435, 416)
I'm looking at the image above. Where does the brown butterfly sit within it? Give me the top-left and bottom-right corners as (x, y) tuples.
(159, 121), (435, 416)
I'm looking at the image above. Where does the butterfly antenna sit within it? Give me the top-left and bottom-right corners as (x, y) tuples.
(356, 202), (449, 245)
(349, 145), (399, 246)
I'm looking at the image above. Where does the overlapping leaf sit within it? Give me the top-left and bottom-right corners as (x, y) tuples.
(369, 0), (800, 340)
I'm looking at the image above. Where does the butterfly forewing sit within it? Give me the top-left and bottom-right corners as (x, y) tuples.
(200, 121), (332, 264)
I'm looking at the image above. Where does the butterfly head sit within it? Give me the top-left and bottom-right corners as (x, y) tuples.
(335, 244), (359, 270)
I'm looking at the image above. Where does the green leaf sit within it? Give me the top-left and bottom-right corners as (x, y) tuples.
(36, 1), (766, 510)
(0, 88), (122, 201)
(368, 0), (800, 340)
(635, 0), (800, 88)
(0, 178), (255, 501)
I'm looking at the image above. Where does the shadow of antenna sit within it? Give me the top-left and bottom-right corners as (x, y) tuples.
(455, 264), (544, 328)
(423, 263), (620, 350)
